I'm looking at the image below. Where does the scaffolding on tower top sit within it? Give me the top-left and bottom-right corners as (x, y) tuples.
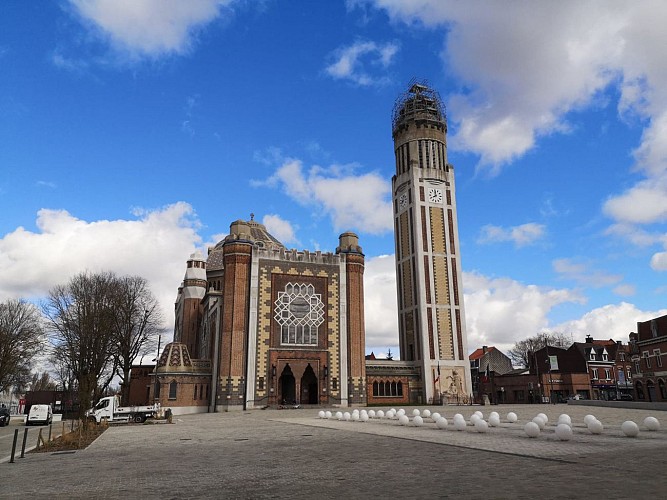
(392, 79), (446, 132)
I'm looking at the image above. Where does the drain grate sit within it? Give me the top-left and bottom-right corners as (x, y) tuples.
(234, 438), (249, 441)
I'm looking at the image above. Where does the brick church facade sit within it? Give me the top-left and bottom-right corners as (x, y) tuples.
(150, 219), (366, 414)
(144, 82), (472, 413)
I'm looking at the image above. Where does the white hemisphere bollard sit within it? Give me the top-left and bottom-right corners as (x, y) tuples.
(524, 421), (541, 438)
(644, 416), (660, 431)
(587, 419), (604, 434)
(621, 420), (640, 437)
(474, 419), (489, 433)
(506, 412), (518, 423)
(555, 423), (573, 441)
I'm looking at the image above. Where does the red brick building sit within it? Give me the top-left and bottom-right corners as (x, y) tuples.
(630, 314), (667, 402)
(469, 346), (513, 404)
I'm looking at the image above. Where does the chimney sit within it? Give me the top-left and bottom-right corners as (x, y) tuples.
(482, 346), (488, 354)
(585, 335), (593, 343)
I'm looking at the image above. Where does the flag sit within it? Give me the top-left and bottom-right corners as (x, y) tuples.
(482, 364), (490, 382)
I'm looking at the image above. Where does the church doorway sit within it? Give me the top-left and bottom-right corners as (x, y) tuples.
(301, 364), (318, 404)
(279, 364), (296, 405)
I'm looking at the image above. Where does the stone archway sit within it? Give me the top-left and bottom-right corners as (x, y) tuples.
(300, 364), (318, 404)
(279, 364), (296, 404)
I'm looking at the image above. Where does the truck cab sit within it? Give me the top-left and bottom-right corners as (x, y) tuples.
(90, 397), (115, 422)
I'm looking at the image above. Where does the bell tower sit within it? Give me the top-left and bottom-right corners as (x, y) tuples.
(391, 81), (472, 403)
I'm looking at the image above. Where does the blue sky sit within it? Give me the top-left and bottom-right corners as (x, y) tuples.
(1, 1), (666, 358)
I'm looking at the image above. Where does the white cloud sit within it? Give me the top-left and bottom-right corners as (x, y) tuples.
(325, 40), (399, 86)
(463, 271), (585, 354)
(613, 284), (636, 297)
(69, 0), (232, 58)
(477, 222), (545, 247)
(551, 302), (667, 341)
(650, 251), (667, 271)
(553, 258), (623, 288)
(259, 158), (393, 234)
(605, 223), (666, 247)
(262, 214), (299, 246)
(363, 254), (399, 351)
(358, 1), (667, 269)
(0, 202), (202, 334)
(603, 177), (667, 224)
(361, 1), (667, 188)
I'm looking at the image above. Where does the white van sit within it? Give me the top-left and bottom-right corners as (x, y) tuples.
(27, 404), (53, 426)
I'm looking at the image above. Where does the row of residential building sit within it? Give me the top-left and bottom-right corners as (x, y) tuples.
(470, 313), (667, 405)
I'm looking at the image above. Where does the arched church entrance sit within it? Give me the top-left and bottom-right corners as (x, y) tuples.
(279, 364), (296, 405)
(300, 364), (318, 404)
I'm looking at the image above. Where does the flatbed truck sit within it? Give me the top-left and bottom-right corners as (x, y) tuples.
(86, 396), (160, 424)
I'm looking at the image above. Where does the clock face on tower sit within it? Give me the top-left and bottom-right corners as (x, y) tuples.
(398, 193), (408, 211)
(428, 188), (443, 204)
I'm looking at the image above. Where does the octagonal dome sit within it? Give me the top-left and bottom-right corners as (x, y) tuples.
(157, 342), (193, 373)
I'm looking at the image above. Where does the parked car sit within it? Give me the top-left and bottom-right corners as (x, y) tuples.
(0, 407), (10, 427)
(26, 404), (52, 426)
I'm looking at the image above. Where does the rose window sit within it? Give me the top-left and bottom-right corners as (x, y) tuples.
(274, 283), (324, 345)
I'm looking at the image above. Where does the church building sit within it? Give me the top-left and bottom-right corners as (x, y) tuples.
(148, 82), (472, 413)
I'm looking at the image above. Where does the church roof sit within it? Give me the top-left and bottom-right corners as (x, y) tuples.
(207, 216), (285, 271)
(243, 218), (285, 250)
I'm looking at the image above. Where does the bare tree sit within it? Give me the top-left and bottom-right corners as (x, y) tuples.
(508, 332), (571, 368)
(43, 271), (118, 422)
(29, 371), (57, 391)
(111, 276), (162, 406)
(0, 299), (44, 394)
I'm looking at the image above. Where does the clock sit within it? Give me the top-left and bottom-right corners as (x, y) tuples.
(428, 188), (443, 204)
(398, 193), (408, 210)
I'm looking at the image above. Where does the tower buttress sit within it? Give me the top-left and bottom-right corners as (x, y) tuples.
(174, 251), (207, 357)
(337, 232), (366, 406)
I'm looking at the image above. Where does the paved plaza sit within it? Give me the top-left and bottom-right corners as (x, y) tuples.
(1, 404), (665, 499)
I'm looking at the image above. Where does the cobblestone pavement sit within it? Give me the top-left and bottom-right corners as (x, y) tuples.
(1, 404), (665, 499)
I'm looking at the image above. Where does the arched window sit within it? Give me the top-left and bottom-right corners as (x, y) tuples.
(659, 379), (667, 400)
(635, 381), (644, 400)
(371, 379), (404, 398)
(169, 381), (178, 400)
